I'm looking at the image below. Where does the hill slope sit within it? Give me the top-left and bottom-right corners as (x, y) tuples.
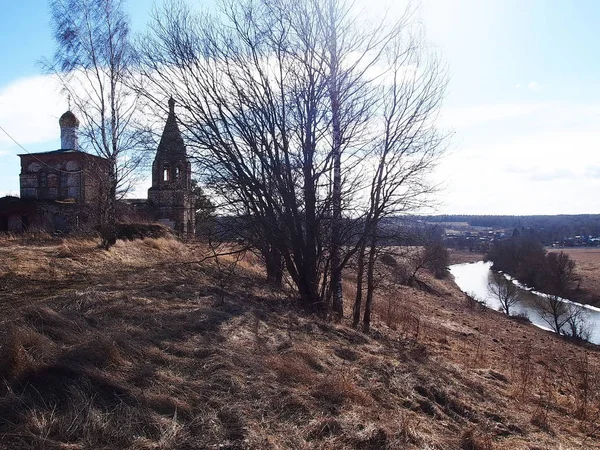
(0, 236), (599, 449)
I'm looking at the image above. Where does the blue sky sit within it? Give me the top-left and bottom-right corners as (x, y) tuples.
(1, 0), (600, 214)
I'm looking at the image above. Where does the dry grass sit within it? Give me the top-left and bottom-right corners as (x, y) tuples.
(459, 426), (494, 450)
(448, 249), (486, 265)
(342, 248), (600, 448)
(0, 237), (600, 449)
(551, 248), (600, 306)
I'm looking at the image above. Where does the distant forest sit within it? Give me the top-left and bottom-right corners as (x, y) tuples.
(419, 215), (600, 244)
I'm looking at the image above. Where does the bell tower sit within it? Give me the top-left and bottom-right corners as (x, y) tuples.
(148, 98), (195, 236)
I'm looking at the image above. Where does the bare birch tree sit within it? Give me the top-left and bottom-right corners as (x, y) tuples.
(47, 0), (146, 248)
(353, 29), (447, 331)
(533, 250), (588, 338)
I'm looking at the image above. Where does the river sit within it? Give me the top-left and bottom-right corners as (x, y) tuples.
(449, 261), (600, 345)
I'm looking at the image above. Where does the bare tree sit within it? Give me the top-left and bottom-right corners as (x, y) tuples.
(353, 28), (447, 331)
(533, 250), (588, 338)
(135, 0), (330, 310)
(324, 0), (345, 321)
(566, 307), (590, 341)
(424, 239), (450, 279)
(402, 227), (449, 284)
(47, 0), (147, 248)
(135, 0), (446, 320)
(535, 295), (589, 339)
(487, 277), (521, 316)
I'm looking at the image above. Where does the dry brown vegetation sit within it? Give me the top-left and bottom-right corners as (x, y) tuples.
(448, 250), (486, 265)
(551, 248), (600, 306)
(0, 235), (599, 449)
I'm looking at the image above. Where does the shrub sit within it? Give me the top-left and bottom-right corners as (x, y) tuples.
(510, 312), (531, 324)
(0, 328), (30, 385)
(312, 375), (371, 406)
(380, 253), (398, 267)
(115, 222), (173, 241)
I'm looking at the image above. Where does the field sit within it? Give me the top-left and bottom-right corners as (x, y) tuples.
(552, 248), (600, 306)
(448, 249), (486, 265)
(0, 235), (600, 449)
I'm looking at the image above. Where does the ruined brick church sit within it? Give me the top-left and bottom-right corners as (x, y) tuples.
(0, 99), (195, 236)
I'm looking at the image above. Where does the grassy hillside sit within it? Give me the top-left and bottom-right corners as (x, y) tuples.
(0, 235), (599, 449)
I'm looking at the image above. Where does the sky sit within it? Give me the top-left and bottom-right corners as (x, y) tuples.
(1, 0), (600, 215)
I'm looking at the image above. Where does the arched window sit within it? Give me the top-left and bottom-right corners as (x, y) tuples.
(163, 164), (170, 181)
(60, 173), (68, 194)
(39, 171), (48, 189)
(175, 166), (181, 180)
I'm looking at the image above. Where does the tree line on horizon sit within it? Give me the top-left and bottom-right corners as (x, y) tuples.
(423, 214), (600, 245)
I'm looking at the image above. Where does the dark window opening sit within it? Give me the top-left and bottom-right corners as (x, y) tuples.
(21, 216), (29, 232)
(54, 215), (66, 233)
(0, 216), (8, 232)
(39, 172), (48, 188)
(60, 173), (68, 196)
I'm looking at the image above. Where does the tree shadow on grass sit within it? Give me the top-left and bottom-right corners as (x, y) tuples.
(0, 259), (258, 449)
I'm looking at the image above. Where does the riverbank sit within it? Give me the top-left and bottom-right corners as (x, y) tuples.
(449, 247), (600, 309)
(450, 260), (600, 345)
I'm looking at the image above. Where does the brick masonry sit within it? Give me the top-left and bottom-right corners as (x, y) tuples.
(0, 102), (196, 236)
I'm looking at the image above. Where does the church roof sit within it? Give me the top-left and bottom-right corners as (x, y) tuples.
(156, 98), (186, 158)
(17, 149), (107, 160)
(59, 111), (79, 128)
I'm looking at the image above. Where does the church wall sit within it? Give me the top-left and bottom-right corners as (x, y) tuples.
(3, 105), (198, 237)
(11, 151), (111, 233)
(82, 157), (110, 205)
(117, 200), (152, 223)
(19, 153), (109, 207)
(148, 187), (195, 235)
(36, 202), (96, 233)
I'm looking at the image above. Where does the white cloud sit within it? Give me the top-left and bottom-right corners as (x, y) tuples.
(0, 190), (19, 197)
(435, 105), (600, 214)
(127, 175), (152, 199)
(0, 74), (64, 149)
(585, 166), (600, 179)
(527, 81), (541, 91)
(440, 102), (549, 129)
(529, 168), (573, 182)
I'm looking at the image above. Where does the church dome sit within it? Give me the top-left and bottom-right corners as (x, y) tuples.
(59, 111), (80, 128)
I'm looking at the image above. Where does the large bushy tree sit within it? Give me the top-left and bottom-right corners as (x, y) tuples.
(135, 0), (446, 325)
